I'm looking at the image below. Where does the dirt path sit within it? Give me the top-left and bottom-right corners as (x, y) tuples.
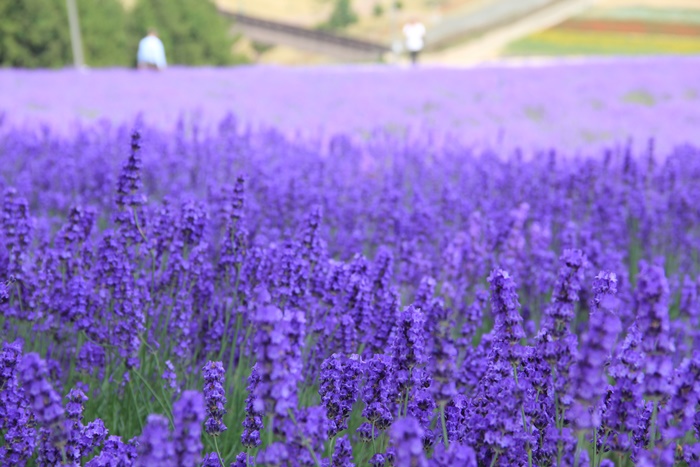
(423, 0), (593, 65)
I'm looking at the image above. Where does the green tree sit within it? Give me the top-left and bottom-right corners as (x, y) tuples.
(78, 0), (131, 67)
(129, 0), (238, 66)
(0, 0), (71, 68)
(320, 0), (359, 31)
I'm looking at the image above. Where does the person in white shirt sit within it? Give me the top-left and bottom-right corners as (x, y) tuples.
(403, 19), (426, 65)
(137, 29), (167, 70)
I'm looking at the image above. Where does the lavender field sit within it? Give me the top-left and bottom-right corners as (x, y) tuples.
(1, 58), (700, 467)
(2, 56), (700, 152)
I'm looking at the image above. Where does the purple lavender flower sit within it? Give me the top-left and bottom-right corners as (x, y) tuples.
(162, 360), (180, 396)
(19, 353), (64, 428)
(202, 452), (223, 467)
(219, 174), (246, 227)
(658, 353), (700, 441)
(430, 442), (477, 467)
(431, 315), (457, 406)
(0, 279), (9, 305)
(202, 361), (227, 436)
(77, 341), (105, 380)
(299, 204), (325, 269)
(459, 286), (487, 345)
(329, 435), (354, 467)
(276, 405), (329, 467)
(390, 305), (427, 404)
(499, 202), (530, 282)
(679, 274), (699, 322)
(537, 249), (586, 345)
(532, 250), (586, 460)
(2, 187), (32, 275)
(80, 419), (109, 460)
(251, 287), (304, 419)
(85, 435), (137, 466)
(64, 386), (106, 463)
(178, 199), (208, 247)
(390, 416), (427, 467)
(368, 290), (400, 355)
(406, 371), (436, 448)
(242, 364), (264, 448)
(359, 354), (394, 437)
(465, 270), (533, 465)
(173, 390), (206, 467)
(319, 353), (363, 436)
(600, 326), (644, 454)
(256, 442), (290, 466)
(569, 271), (622, 429)
(368, 448), (395, 467)
(370, 247), (394, 297)
(56, 205), (95, 251)
(634, 262), (674, 399)
(114, 130), (146, 243)
(0, 340), (36, 464)
(344, 268), (373, 350)
(1, 340), (22, 386)
(487, 269), (526, 370)
(231, 452), (254, 467)
(136, 414), (175, 467)
(443, 394), (468, 445)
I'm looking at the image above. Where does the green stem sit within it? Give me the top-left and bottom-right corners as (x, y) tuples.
(267, 415), (274, 446)
(402, 388), (410, 418)
(593, 428), (598, 467)
(219, 264), (242, 362)
(14, 282), (25, 315)
(439, 403), (449, 449)
(213, 437), (226, 467)
(574, 431), (584, 467)
(132, 367), (174, 426)
(227, 312), (242, 374)
(371, 422), (377, 455)
(128, 379), (144, 432)
(648, 400), (658, 450)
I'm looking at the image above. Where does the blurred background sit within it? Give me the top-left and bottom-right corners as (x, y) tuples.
(1, 0), (699, 68)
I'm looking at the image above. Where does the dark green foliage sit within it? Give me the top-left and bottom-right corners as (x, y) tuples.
(251, 40), (274, 63)
(78, 0), (131, 67)
(320, 0), (359, 31)
(0, 0), (71, 68)
(0, 0), (244, 68)
(129, 0), (238, 66)
(373, 3), (384, 17)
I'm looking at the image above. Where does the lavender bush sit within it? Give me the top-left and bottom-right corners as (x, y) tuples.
(1, 61), (700, 466)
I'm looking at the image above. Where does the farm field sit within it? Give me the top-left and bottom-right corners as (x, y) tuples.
(507, 5), (700, 57)
(2, 57), (700, 466)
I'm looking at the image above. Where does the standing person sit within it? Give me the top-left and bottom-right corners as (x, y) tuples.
(137, 29), (167, 70)
(403, 18), (425, 65)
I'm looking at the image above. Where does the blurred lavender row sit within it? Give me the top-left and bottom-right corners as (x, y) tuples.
(1, 56), (700, 153)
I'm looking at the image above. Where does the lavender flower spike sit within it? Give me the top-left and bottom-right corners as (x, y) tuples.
(173, 390), (206, 467)
(136, 414), (175, 467)
(390, 416), (428, 467)
(203, 361), (227, 436)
